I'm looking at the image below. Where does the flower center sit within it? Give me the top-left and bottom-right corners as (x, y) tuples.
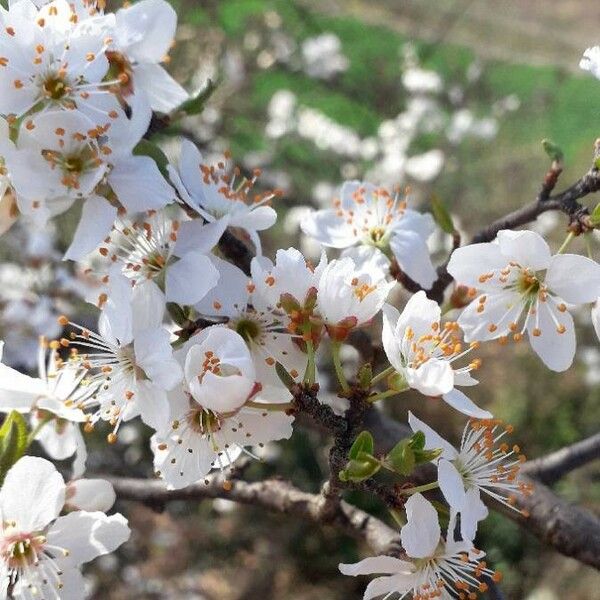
(186, 406), (222, 434)
(351, 277), (376, 302)
(2, 531), (45, 569)
(42, 145), (103, 190)
(368, 226), (387, 246)
(234, 318), (262, 342)
(42, 74), (68, 100)
(516, 271), (541, 298)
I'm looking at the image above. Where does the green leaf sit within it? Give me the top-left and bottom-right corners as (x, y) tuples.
(349, 431), (374, 460)
(591, 202), (600, 226)
(387, 439), (415, 476)
(541, 138), (564, 163)
(414, 447), (444, 464)
(430, 195), (455, 235)
(339, 454), (381, 482)
(357, 363), (372, 390)
(275, 361), (296, 390)
(0, 411), (28, 485)
(408, 430), (426, 451)
(176, 79), (217, 116)
(133, 139), (169, 176)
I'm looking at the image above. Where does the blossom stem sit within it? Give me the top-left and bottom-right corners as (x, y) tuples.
(331, 341), (350, 393)
(303, 334), (316, 386)
(245, 400), (295, 412)
(367, 388), (403, 403)
(371, 366), (395, 386)
(557, 231), (575, 254)
(400, 481), (440, 495)
(585, 234), (595, 260)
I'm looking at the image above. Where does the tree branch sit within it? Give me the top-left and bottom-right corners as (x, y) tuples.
(109, 475), (399, 555)
(522, 432), (600, 485)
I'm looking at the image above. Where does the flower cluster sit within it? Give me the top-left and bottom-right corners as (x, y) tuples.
(0, 1), (597, 597)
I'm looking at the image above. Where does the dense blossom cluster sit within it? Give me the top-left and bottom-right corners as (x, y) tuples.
(0, 1), (596, 598)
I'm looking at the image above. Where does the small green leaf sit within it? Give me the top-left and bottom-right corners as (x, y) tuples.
(349, 431), (374, 460)
(133, 139), (169, 176)
(275, 361), (296, 390)
(166, 302), (189, 327)
(387, 439), (416, 476)
(430, 195), (455, 235)
(414, 447), (443, 464)
(591, 202), (600, 226)
(408, 430), (426, 451)
(339, 454), (381, 482)
(541, 138), (564, 163)
(0, 411), (28, 485)
(176, 79), (217, 116)
(357, 363), (372, 390)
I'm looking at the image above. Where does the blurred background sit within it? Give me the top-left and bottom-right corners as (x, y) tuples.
(2, 0), (599, 598)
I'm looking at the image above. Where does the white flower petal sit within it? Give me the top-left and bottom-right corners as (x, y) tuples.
(497, 229), (551, 269)
(133, 62), (188, 113)
(442, 389), (492, 418)
(0, 456), (64, 531)
(527, 300), (576, 372)
(389, 229), (436, 289)
(339, 556), (413, 576)
(116, 0), (177, 63)
(407, 359), (454, 397)
(301, 208), (356, 248)
(438, 458), (466, 510)
(48, 511), (130, 567)
(63, 195), (117, 261)
(400, 493), (440, 558)
(545, 254), (600, 304)
(131, 280), (166, 333)
(166, 251), (220, 305)
(447, 242), (506, 288)
(459, 488), (488, 542)
(66, 479), (116, 513)
(109, 155), (175, 213)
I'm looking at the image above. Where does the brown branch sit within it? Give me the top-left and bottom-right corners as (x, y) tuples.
(522, 432), (600, 485)
(491, 475), (600, 571)
(109, 475), (399, 555)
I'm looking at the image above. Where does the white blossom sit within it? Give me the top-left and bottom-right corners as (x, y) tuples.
(250, 246), (327, 310)
(302, 181), (437, 289)
(447, 229), (600, 371)
(340, 493), (501, 600)
(0, 340), (91, 476)
(195, 255), (308, 392)
(317, 256), (393, 339)
(382, 291), (492, 418)
(152, 327), (293, 489)
(0, 456), (129, 599)
(5, 106), (176, 259)
(168, 140), (278, 253)
(63, 272), (182, 436)
(409, 412), (532, 541)
(88, 209), (223, 306)
(0, 0), (117, 119)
